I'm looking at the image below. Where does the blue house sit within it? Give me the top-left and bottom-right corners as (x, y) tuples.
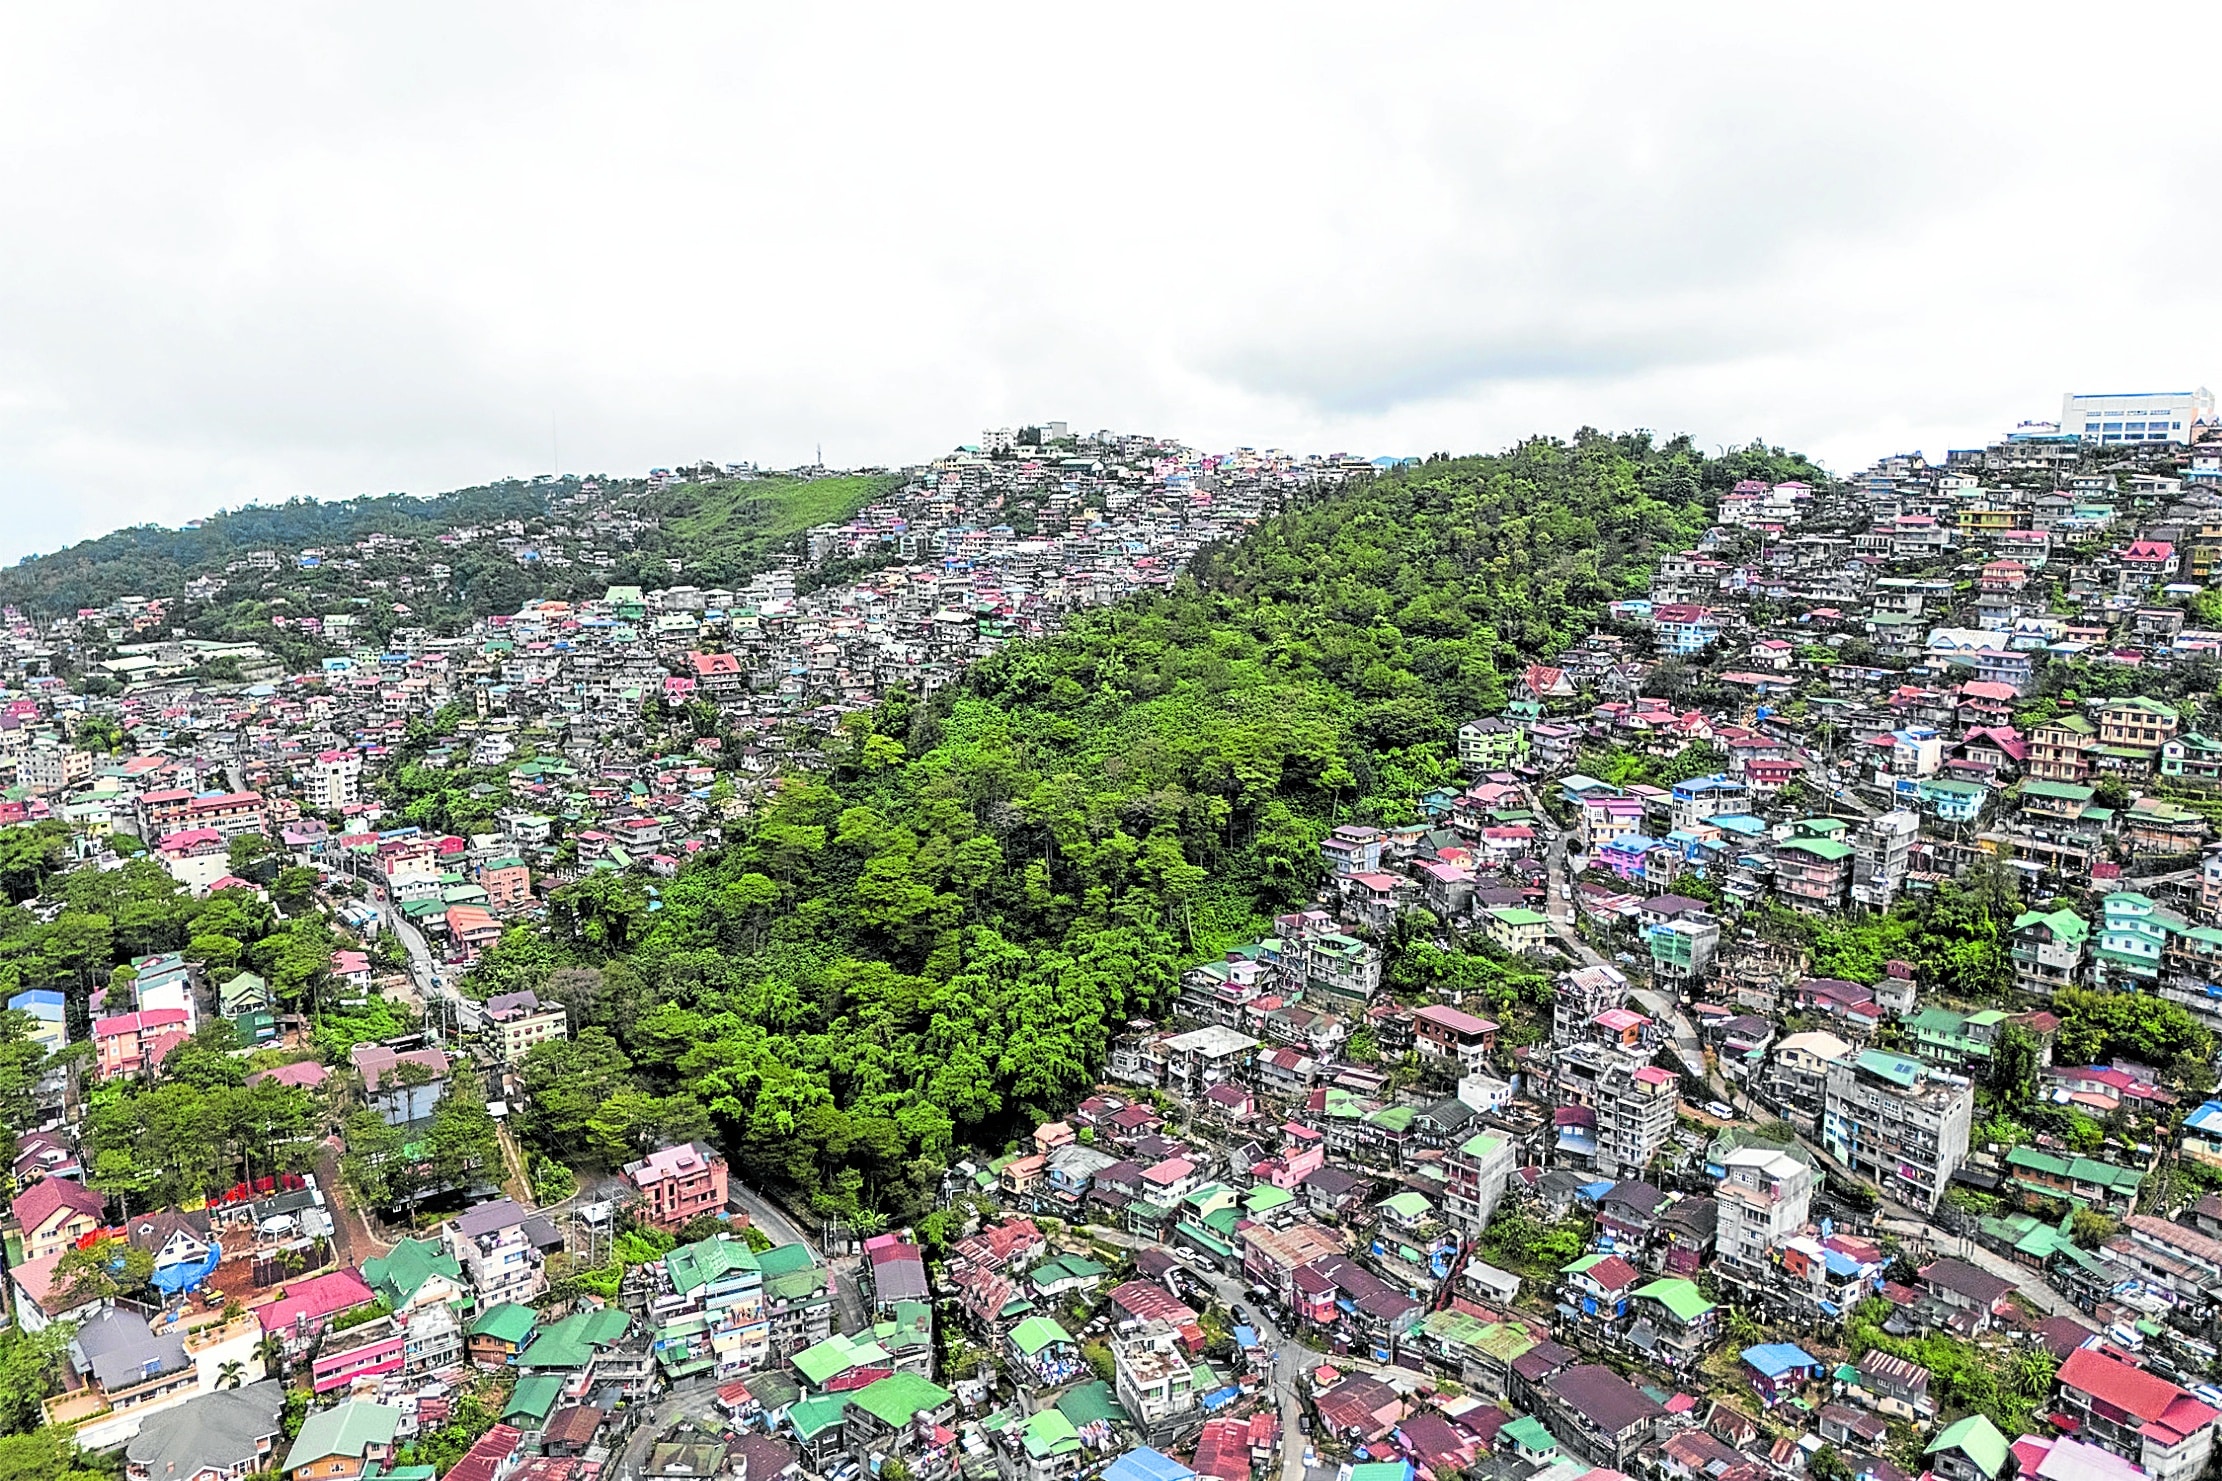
(1742, 1342), (1825, 1405)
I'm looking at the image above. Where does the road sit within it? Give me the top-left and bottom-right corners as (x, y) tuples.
(1539, 798), (2080, 1320)
(613, 1377), (721, 1481)
(1539, 820), (1709, 1083)
(728, 1180), (869, 1336)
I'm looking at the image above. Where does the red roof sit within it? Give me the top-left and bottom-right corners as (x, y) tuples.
(259, 1269), (378, 1332)
(1577, 1255), (1642, 1292)
(2059, 1347), (2219, 1436)
(11, 1177), (105, 1234)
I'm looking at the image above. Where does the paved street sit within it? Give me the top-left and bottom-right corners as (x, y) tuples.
(728, 1180), (869, 1335)
(613, 1377), (721, 1481)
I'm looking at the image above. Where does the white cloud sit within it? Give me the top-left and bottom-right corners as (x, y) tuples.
(0, 2), (2214, 559)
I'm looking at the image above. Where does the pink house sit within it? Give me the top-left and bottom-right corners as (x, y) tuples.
(620, 1141), (729, 1231)
(93, 1008), (191, 1082)
(259, 1268), (379, 1354)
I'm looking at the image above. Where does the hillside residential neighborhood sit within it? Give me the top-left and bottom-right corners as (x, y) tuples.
(16, 400), (2222, 1481)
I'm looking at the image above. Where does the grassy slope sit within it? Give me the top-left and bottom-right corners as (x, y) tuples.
(665, 474), (902, 546)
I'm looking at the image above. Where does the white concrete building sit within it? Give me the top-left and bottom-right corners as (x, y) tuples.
(2061, 389), (2213, 446)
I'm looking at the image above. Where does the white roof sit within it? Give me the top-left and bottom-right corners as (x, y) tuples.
(1161, 1026), (1258, 1056)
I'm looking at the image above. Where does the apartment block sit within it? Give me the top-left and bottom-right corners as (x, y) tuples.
(1553, 1039), (1677, 1181)
(1822, 1050), (1973, 1213)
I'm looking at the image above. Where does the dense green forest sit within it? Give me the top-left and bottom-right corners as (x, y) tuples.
(467, 432), (1828, 1221)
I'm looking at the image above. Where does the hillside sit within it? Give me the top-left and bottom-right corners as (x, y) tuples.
(472, 430), (1830, 1223)
(0, 468), (898, 645)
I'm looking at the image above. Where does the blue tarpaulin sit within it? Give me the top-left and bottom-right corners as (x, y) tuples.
(150, 1240), (221, 1296)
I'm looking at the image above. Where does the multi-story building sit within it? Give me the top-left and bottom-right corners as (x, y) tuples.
(1456, 718), (1527, 774)
(622, 1142), (730, 1232)
(1849, 809), (1920, 910)
(2027, 716), (2096, 784)
(445, 1199), (552, 1308)
(1766, 1031), (1851, 1129)
(1773, 821), (1853, 914)
(482, 990), (568, 1064)
(1645, 913), (1719, 988)
(1553, 1040), (1677, 1181)
(2053, 1346), (2220, 1481)
(2009, 908), (2086, 997)
(1553, 964), (1628, 1046)
(648, 1235), (769, 1379)
(306, 749), (362, 810)
(2094, 697), (2179, 775)
(1822, 1050), (1973, 1213)
(1710, 1143), (1816, 1305)
(1112, 1320), (1199, 1432)
(1439, 1129), (1517, 1238)
(2163, 734), (2222, 787)
(757, 1242), (838, 1360)
(20, 739), (92, 796)
(1300, 932), (1381, 1007)
(1319, 825), (1385, 878)
(2060, 388), (2213, 446)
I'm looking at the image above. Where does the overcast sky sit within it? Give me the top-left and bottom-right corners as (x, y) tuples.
(1, 4), (2214, 562)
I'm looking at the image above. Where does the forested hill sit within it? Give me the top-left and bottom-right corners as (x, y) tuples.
(0, 469), (900, 629)
(0, 483), (553, 616)
(479, 430), (1830, 1225)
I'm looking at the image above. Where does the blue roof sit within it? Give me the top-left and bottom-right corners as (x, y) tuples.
(8, 989), (65, 1013)
(1821, 1249), (1865, 1278)
(1742, 1342), (1822, 1378)
(2188, 1102), (2222, 1135)
(1104, 1451), (1195, 1481)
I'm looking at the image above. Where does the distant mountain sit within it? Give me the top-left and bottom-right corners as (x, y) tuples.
(0, 469), (902, 634)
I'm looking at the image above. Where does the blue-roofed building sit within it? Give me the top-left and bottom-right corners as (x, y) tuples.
(1741, 1342), (1825, 1405)
(2183, 1102), (2222, 1169)
(1670, 775), (1748, 832)
(1597, 834), (1660, 882)
(1103, 1449), (1196, 1481)
(7, 989), (67, 1053)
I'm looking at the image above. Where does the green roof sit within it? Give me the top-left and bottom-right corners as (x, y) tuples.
(1631, 1277), (1714, 1322)
(2005, 1145), (2144, 1194)
(1009, 1315), (1076, 1356)
(361, 1237), (462, 1309)
(504, 1373), (565, 1425)
(1351, 1466), (1412, 1481)
(790, 1394), (848, 1441)
(755, 1242), (821, 1277)
(1458, 1131), (1508, 1159)
(1054, 1380), (1129, 1430)
(1366, 1104), (1417, 1132)
(1779, 837), (1853, 861)
(1020, 1407), (1081, 1459)
(665, 1235), (760, 1295)
(1854, 1049), (1922, 1087)
(1502, 1415), (1558, 1454)
(1378, 1192), (1432, 1220)
(847, 1373), (954, 1429)
(794, 1332), (890, 1386)
(1244, 1185), (1295, 1214)
(285, 1400), (401, 1472)
(468, 1302), (538, 1344)
(2014, 908), (2089, 945)
(1929, 1415), (2011, 1479)
(1027, 1252), (1107, 1287)
(1488, 907), (1550, 927)
(518, 1307), (630, 1370)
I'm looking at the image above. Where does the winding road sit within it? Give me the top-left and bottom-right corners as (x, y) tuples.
(1534, 794), (2079, 1320)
